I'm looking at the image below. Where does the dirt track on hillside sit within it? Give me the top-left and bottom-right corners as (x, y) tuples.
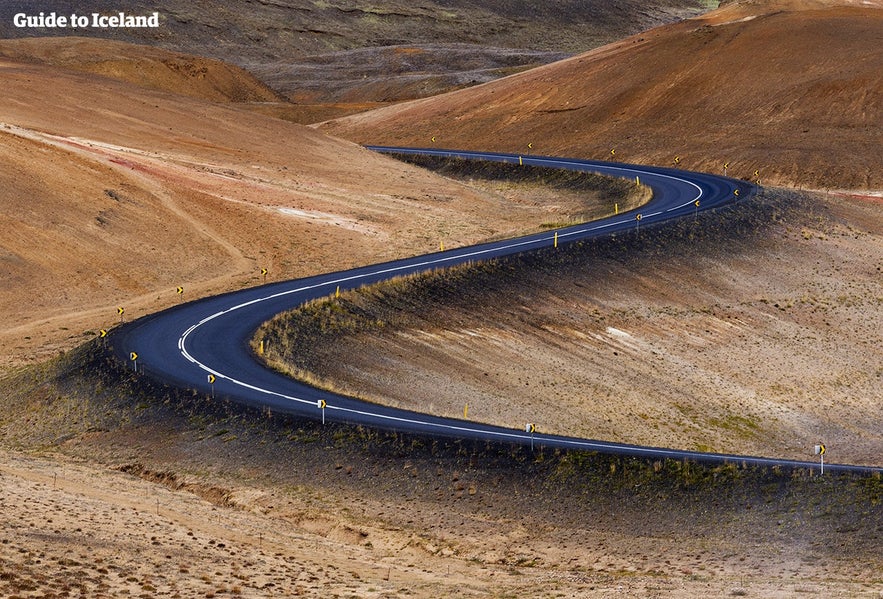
(0, 58), (619, 369)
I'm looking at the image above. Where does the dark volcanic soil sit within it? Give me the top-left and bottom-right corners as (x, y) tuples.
(0, 1), (714, 109)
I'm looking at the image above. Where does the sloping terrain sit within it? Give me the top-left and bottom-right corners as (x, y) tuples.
(0, 37), (284, 103)
(260, 188), (883, 467)
(0, 0), (713, 61)
(0, 2), (880, 597)
(0, 1), (714, 112)
(0, 57), (609, 368)
(0, 347), (880, 598)
(322, 0), (883, 189)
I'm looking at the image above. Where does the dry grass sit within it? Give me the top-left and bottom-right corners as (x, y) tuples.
(256, 188), (883, 467)
(0, 342), (880, 598)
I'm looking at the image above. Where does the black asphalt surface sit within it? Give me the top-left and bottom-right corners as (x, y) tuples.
(108, 148), (880, 474)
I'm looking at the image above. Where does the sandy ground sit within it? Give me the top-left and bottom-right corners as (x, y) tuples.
(0, 57), (615, 370)
(2, 436), (880, 599)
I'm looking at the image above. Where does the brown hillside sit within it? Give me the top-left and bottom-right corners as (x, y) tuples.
(0, 55), (617, 368)
(0, 2), (718, 116)
(321, 0), (883, 190)
(0, 37), (284, 103)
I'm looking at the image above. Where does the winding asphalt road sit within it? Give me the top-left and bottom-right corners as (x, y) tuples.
(108, 148), (878, 474)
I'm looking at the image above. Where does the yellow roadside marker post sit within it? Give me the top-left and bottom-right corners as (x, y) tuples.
(814, 443), (826, 475)
(129, 351), (138, 372)
(208, 374), (216, 399)
(525, 423), (536, 451)
(318, 399), (327, 424)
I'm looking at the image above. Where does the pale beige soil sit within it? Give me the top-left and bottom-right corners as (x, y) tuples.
(265, 191), (883, 468)
(1, 431), (879, 598)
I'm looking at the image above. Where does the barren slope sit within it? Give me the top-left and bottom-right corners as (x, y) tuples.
(322, 0), (883, 190)
(0, 57), (609, 368)
(0, 349), (879, 599)
(0, 1), (713, 63)
(259, 189), (883, 467)
(0, 37), (284, 103)
(0, 1), (717, 116)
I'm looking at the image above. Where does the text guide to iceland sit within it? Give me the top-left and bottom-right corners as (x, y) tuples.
(13, 12), (161, 29)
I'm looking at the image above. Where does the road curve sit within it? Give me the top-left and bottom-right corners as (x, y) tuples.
(108, 148), (879, 475)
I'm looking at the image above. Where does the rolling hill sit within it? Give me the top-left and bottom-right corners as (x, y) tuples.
(0, 54), (591, 368)
(0, 0), (714, 112)
(321, 0), (883, 189)
(0, 1), (880, 597)
(0, 37), (284, 103)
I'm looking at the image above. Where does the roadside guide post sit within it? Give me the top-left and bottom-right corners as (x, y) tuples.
(318, 399), (327, 424)
(814, 443), (826, 475)
(208, 374), (215, 399)
(525, 423), (536, 451)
